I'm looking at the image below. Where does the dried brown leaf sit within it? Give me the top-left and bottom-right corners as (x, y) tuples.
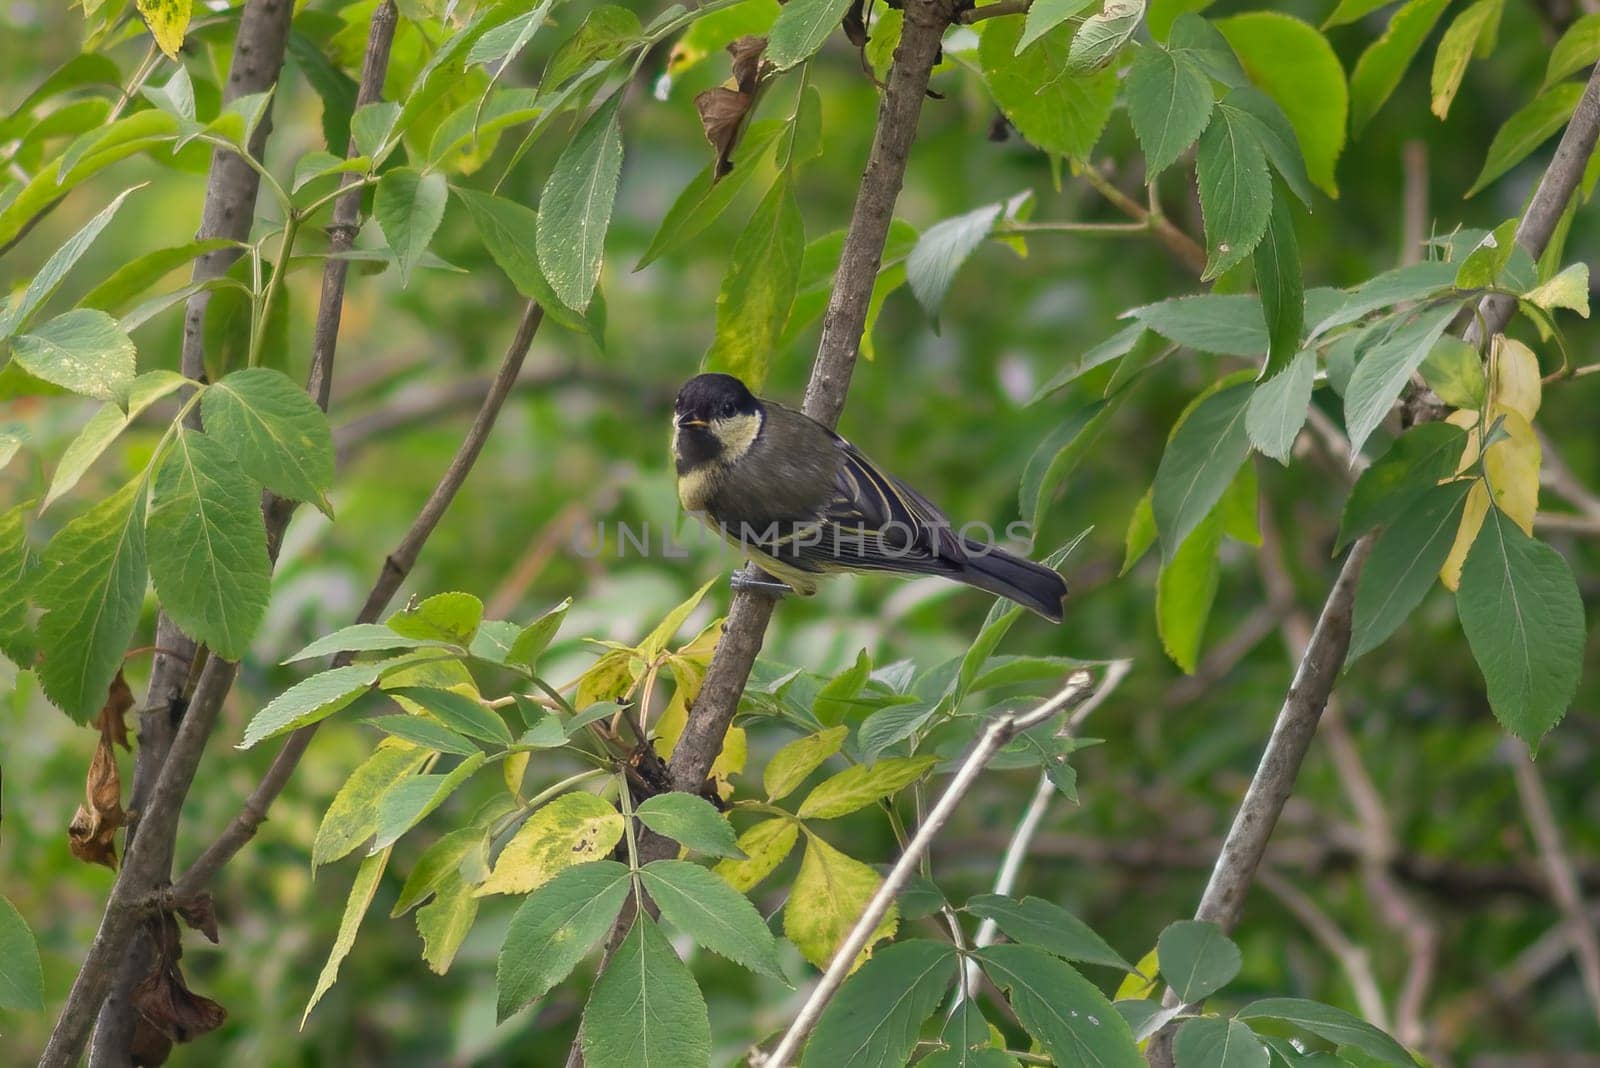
(68, 732), (125, 869)
(695, 36), (771, 180)
(98, 667), (135, 751)
(132, 962), (227, 1043)
(174, 889), (220, 944)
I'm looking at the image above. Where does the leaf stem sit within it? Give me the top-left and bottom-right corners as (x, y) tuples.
(249, 215), (299, 368)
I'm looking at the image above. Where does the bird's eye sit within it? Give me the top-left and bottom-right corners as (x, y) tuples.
(721, 401), (736, 417)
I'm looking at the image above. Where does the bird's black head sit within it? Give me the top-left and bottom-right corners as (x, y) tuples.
(673, 373), (764, 471)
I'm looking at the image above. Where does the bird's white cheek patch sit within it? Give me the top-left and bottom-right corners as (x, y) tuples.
(718, 412), (761, 462)
(679, 466), (716, 511)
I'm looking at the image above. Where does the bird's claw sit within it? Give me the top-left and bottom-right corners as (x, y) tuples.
(730, 567), (793, 599)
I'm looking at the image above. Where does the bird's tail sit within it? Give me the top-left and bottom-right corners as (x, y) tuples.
(956, 542), (1068, 623)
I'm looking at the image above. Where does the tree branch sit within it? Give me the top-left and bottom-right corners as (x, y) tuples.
(766, 670), (1096, 1065)
(43, 8), (399, 1064)
(93, 0), (296, 1059)
(173, 301), (545, 899)
(1147, 60), (1600, 1067)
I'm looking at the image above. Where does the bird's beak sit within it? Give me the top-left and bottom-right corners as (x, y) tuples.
(676, 416), (708, 429)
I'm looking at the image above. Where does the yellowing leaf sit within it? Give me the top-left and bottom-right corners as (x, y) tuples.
(1524, 262), (1590, 317)
(764, 726), (849, 801)
(1446, 408), (1482, 472)
(711, 724), (748, 800)
(715, 817), (800, 892)
(784, 832), (896, 971)
(137, 0), (192, 59)
(1440, 480), (1490, 590)
(1483, 409), (1541, 534)
(1116, 946), (1161, 1000)
(504, 750), (529, 799)
(576, 648), (635, 709)
(475, 792), (623, 896)
(797, 756), (935, 819)
(653, 683), (743, 797)
(1490, 335), (1542, 420)
(641, 576), (718, 659)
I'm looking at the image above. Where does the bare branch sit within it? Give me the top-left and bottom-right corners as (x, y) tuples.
(174, 301), (545, 899)
(1508, 739), (1600, 1027)
(766, 670), (1096, 1065)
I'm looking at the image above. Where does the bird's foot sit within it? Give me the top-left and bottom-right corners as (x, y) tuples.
(730, 567), (793, 599)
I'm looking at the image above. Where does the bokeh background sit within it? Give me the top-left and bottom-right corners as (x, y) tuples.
(2, 0), (1598, 1062)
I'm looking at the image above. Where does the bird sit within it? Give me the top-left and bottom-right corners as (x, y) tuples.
(671, 372), (1068, 622)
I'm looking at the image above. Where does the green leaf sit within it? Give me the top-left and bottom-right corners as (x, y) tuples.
(452, 188), (595, 341)
(1309, 260), (1458, 339)
(1455, 218), (1519, 289)
(146, 426), (270, 659)
(0, 502), (36, 664)
(243, 656), (416, 749)
(35, 477), (146, 723)
(497, 860), (632, 1021)
(43, 370), (186, 511)
(371, 753), (487, 850)
(814, 647), (873, 725)
(394, 826), (489, 916)
(801, 940), (959, 1067)
(1031, 323), (1147, 404)
(1349, 0), (1452, 133)
(1126, 40), (1215, 178)
(1350, 480), (1472, 660)
(1174, 1017), (1270, 1068)
(1196, 103), (1272, 279)
(1236, 998), (1416, 1065)
(704, 173), (805, 392)
(1158, 508), (1222, 672)
(1420, 337), (1487, 408)
(1246, 349), (1314, 464)
(0, 186), (139, 336)
(1067, 0), (1146, 73)
(715, 817), (800, 892)
(642, 859), (786, 980)
(1458, 508), (1586, 745)
(0, 895), (43, 1011)
(202, 367), (335, 513)
(1153, 382), (1253, 557)
(417, 870), (479, 974)
(10, 309), (136, 401)
(80, 239), (237, 316)
(1545, 12), (1600, 90)
(976, 943), (1143, 1068)
(767, 0), (853, 68)
(1339, 422), (1468, 550)
(351, 101), (401, 160)
(543, 5), (643, 87)
(1343, 304), (1460, 456)
(1214, 15), (1344, 198)
(286, 623), (451, 663)
(374, 168), (448, 288)
(141, 65), (195, 121)
(366, 713), (479, 756)
(303, 848), (389, 1024)
(312, 737), (432, 867)
(468, 0), (555, 65)
(907, 201), (1003, 321)
(1018, 0), (1097, 52)
(1158, 919), (1241, 1002)
(764, 725), (848, 801)
(966, 894), (1133, 971)
(536, 96), (623, 312)
(505, 597), (572, 670)
(1323, 0), (1395, 26)
(785, 832), (897, 969)
(387, 591), (483, 644)
(1431, 0), (1504, 119)
(581, 915), (711, 1066)
(1130, 294), (1267, 356)
(635, 120), (786, 269)
(635, 792), (746, 858)
(980, 19), (1118, 161)
(389, 686), (511, 745)
(1467, 81), (1586, 197)
(477, 791), (624, 895)
(1020, 396), (1124, 528)
(1254, 190), (1303, 378)
(797, 755), (936, 819)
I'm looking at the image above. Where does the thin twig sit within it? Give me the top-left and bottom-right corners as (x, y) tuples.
(1508, 739), (1600, 1027)
(959, 660), (1131, 999)
(1080, 165), (1208, 275)
(959, 0), (1030, 22)
(766, 671), (1097, 1065)
(174, 302), (545, 899)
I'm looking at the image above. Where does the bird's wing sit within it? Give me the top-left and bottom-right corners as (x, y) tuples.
(763, 435), (966, 575)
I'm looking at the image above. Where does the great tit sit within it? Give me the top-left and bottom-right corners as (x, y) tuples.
(671, 372), (1069, 622)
